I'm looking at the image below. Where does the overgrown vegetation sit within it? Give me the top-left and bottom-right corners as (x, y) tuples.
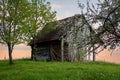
(0, 60), (120, 80)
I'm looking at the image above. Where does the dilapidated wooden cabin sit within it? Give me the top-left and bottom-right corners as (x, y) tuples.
(30, 14), (91, 61)
(30, 28), (69, 61)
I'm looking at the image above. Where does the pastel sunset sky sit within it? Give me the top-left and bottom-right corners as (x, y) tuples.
(0, 0), (120, 63)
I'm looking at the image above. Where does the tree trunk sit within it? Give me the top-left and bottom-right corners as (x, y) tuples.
(31, 44), (37, 61)
(49, 44), (53, 61)
(31, 45), (34, 60)
(7, 44), (13, 64)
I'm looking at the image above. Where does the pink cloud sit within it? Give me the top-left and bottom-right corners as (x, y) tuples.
(0, 44), (30, 50)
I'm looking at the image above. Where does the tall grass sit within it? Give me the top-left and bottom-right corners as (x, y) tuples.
(0, 60), (120, 80)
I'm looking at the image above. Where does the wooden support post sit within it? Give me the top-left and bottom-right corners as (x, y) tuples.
(93, 44), (95, 61)
(61, 36), (64, 62)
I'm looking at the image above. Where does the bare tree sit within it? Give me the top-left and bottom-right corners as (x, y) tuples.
(78, 0), (120, 61)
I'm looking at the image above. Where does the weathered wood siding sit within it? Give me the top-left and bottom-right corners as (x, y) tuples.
(35, 40), (69, 61)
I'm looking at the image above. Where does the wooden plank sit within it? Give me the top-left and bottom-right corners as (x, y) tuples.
(61, 36), (64, 62)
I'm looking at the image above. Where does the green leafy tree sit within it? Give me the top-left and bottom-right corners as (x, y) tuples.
(23, 0), (56, 60)
(0, 0), (31, 64)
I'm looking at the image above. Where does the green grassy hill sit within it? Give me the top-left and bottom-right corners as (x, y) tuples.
(0, 60), (120, 80)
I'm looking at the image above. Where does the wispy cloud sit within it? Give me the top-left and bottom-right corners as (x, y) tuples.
(57, 11), (73, 20)
(51, 4), (62, 9)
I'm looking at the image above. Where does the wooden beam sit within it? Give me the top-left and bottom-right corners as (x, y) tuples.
(61, 36), (64, 62)
(93, 44), (95, 61)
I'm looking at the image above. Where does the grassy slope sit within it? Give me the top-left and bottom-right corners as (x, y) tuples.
(0, 60), (120, 80)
